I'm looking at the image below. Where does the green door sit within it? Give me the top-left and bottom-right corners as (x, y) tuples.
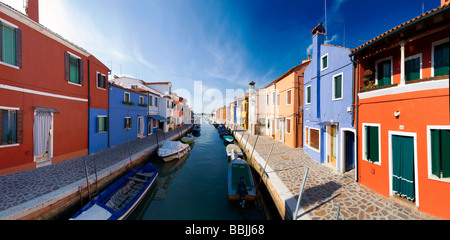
(392, 135), (415, 201)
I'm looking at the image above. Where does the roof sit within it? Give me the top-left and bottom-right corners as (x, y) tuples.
(263, 60), (311, 89)
(351, 3), (450, 56)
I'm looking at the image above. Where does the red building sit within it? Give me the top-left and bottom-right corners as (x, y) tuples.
(0, 0), (109, 174)
(351, 2), (449, 219)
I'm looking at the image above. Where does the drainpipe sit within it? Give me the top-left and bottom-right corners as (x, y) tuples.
(350, 55), (359, 182)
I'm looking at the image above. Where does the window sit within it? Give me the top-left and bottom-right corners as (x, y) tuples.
(332, 73), (343, 100)
(363, 124), (380, 163)
(65, 52), (83, 85)
(306, 86), (311, 104)
(286, 90), (292, 105)
(97, 116), (107, 133)
(276, 94), (280, 106)
(1, 21), (21, 67)
(97, 73), (106, 89)
(286, 118), (291, 134)
(376, 58), (392, 87)
(432, 39), (449, 77)
(1, 109), (16, 145)
(430, 128), (450, 179)
(149, 96), (153, 106)
(266, 95), (269, 105)
(272, 92), (275, 104)
(321, 53), (328, 71)
(124, 92), (130, 102)
(125, 117), (132, 130)
(310, 128), (320, 151)
(155, 97), (158, 107)
(405, 54), (421, 81)
(139, 96), (144, 105)
(267, 119), (270, 129)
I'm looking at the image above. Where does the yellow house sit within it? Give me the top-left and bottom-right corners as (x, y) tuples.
(241, 96), (248, 129)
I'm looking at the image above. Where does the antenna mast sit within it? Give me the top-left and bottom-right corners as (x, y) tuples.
(325, 0), (328, 41)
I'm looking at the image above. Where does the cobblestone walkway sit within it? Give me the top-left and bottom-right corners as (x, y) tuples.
(232, 127), (440, 220)
(0, 125), (192, 219)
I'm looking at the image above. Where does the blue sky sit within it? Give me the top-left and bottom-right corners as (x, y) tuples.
(2, 0), (443, 113)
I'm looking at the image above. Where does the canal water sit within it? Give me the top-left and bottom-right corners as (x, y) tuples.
(129, 117), (280, 220)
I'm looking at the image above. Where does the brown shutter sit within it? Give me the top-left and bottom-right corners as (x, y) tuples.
(78, 58), (84, 85)
(0, 21), (3, 59)
(64, 52), (70, 82)
(16, 110), (23, 144)
(16, 28), (22, 68)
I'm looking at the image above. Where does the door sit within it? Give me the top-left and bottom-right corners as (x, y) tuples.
(327, 125), (337, 167)
(377, 60), (391, 87)
(34, 112), (53, 165)
(280, 119), (285, 142)
(392, 135), (415, 201)
(138, 116), (145, 136)
(345, 131), (355, 170)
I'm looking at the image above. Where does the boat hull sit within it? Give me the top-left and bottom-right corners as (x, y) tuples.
(227, 158), (256, 202)
(161, 147), (190, 162)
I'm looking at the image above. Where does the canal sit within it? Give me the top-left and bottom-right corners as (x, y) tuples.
(128, 117), (280, 220)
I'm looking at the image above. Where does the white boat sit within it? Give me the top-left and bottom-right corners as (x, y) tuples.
(158, 141), (191, 162)
(226, 144), (243, 160)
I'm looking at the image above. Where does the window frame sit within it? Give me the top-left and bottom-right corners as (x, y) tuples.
(305, 85), (312, 105)
(96, 72), (107, 90)
(404, 53), (422, 81)
(285, 118), (291, 134)
(427, 125), (450, 183)
(375, 56), (393, 87)
(0, 107), (19, 147)
(286, 89), (292, 105)
(309, 127), (320, 152)
(125, 117), (132, 130)
(67, 51), (82, 86)
(431, 38), (449, 77)
(321, 53), (328, 71)
(0, 18), (21, 69)
(362, 123), (381, 165)
(332, 72), (343, 101)
(97, 115), (107, 133)
(124, 92), (130, 103)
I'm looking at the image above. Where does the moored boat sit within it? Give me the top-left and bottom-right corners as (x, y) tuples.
(70, 162), (159, 220)
(180, 134), (195, 145)
(227, 157), (256, 203)
(226, 144), (243, 160)
(223, 135), (234, 144)
(158, 141), (191, 162)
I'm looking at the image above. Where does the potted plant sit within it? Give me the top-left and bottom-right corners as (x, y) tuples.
(6, 130), (13, 144)
(361, 70), (377, 91)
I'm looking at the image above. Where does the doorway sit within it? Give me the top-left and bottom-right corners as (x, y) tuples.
(391, 134), (416, 202)
(34, 111), (53, 167)
(326, 125), (337, 168)
(280, 119), (285, 142)
(342, 130), (355, 171)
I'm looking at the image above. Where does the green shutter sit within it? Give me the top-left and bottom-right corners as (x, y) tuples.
(405, 58), (420, 81)
(441, 130), (450, 178)
(430, 129), (441, 177)
(434, 42), (449, 77)
(334, 75), (342, 99)
(2, 25), (16, 66)
(378, 60), (391, 86)
(365, 126), (369, 160)
(69, 56), (79, 84)
(369, 126), (379, 162)
(307, 86), (311, 103)
(322, 55), (328, 69)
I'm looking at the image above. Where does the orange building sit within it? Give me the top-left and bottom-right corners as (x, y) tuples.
(264, 61), (310, 148)
(350, 3), (449, 219)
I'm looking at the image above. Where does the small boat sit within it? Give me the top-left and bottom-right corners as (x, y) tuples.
(180, 134), (195, 145)
(227, 155), (256, 203)
(226, 144), (243, 160)
(70, 162), (159, 220)
(223, 135), (234, 144)
(158, 141), (191, 162)
(217, 126), (229, 136)
(192, 124), (201, 134)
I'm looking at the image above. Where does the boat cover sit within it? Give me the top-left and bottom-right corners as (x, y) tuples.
(71, 204), (112, 220)
(159, 141), (189, 156)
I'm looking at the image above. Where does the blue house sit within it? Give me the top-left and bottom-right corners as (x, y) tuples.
(109, 83), (148, 147)
(303, 23), (355, 173)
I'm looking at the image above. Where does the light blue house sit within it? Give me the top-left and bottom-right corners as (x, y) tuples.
(109, 83), (148, 147)
(303, 23), (355, 173)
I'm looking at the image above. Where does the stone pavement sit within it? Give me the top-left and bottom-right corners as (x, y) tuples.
(0, 124), (192, 220)
(230, 126), (440, 220)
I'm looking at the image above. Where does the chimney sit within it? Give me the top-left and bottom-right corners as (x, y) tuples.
(25, 0), (39, 23)
(442, 0), (449, 6)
